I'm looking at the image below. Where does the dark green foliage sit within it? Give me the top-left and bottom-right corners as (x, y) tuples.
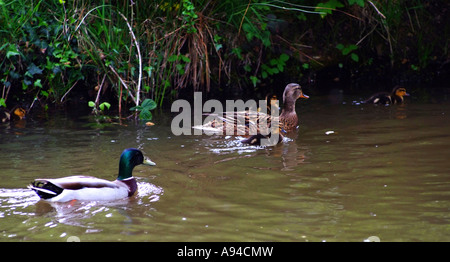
(0, 0), (448, 114)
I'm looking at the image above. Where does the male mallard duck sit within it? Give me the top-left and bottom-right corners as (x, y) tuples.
(194, 83), (309, 145)
(363, 86), (410, 105)
(28, 148), (156, 202)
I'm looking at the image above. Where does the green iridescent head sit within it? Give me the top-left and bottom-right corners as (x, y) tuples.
(117, 148), (156, 180)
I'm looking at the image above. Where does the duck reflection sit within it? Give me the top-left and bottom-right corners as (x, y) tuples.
(267, 129), (309, 171)
(393, 104), (408, 120)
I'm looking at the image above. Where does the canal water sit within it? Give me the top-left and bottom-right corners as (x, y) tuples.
(0, 96), (449, 241)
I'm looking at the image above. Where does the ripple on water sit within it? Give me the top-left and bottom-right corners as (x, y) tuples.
(0, 188), (40, 218)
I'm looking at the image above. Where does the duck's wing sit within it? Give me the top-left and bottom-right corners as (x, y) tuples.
(28, 176), (118, 200)
(363, 92), (391, 104)
(194, 111), (278, 136)
(33, 176), (119, 190)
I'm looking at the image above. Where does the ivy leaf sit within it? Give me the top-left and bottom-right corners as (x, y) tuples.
(0, 98), (6, 108)
(34, 79), (43, 88)
(27, 63), (43, 76)
(6, 44), (20, 58)
(40, 90), (49, 98)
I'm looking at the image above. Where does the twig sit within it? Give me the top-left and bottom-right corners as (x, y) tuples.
(118, 11), (142, 107)
(109, 65), (137, 104)
(238, 0), (252, 37)
(1, 77), (11, 104)
(60, 79), (80, 103)
(28, 89), (41, 113)
(368, 0), (386, 19)
(94, 74), (107, 107)
(275, 35), (324, 66)
(356, 24), (378, 46)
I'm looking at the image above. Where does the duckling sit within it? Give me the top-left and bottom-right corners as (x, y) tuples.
(0, 106), (26, 123)
(363, 86), (410, 105)
(0, 107), (10, 123)
(193, 83), (309, 145)
(28, 148), (156, 202)
(258, 93), (279, 115)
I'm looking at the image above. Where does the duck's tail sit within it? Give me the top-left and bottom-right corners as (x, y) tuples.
(28, 180), (63, 199)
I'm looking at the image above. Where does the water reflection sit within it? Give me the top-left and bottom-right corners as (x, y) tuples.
(0, 181), (163, 239)
(1, 101), (450, 241)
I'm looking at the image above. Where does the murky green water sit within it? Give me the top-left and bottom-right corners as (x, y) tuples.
(1, 98), (449, 242)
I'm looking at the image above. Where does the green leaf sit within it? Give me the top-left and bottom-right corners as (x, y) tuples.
(6, 50), (20, 58)
(316, 0), (344, 18)
(232, 48), (243, 60)
(40, 90), (49, 98)
(180, 55), (191, 63)
(279, 53), (289, 62)
(141, 99), (157, 110)
(139, 109), (152, 120)
(277, 64), (284, 72)
(350, 53), (359, 62)
(130, 105), (143, 111)
(6, 44), (20, 58)
(88, 101), (96, 108)
(261, 71), (268, 79)
(0, 98), (6, 108)
(249, 76), (259, 87)
(168, 55), (179, 62)
(27, 64), (43, 76)
(99, 102), (111, 111)
(342, 44), (358, 55)
(34, 79), (43, 88)
(269, 59), (278, 66)
(348, 0), (365, 7)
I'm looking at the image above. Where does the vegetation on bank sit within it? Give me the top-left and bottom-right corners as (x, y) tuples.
(0, 0), (448, 118)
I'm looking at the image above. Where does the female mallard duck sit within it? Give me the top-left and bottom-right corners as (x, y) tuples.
(363, 86), (410, 105)
(193, 83), (309, 145)
(28, 148), (156, 202)
(279, 83), (309, 131)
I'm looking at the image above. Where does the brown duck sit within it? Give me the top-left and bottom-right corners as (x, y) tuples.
(193, 83), (309, 145)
